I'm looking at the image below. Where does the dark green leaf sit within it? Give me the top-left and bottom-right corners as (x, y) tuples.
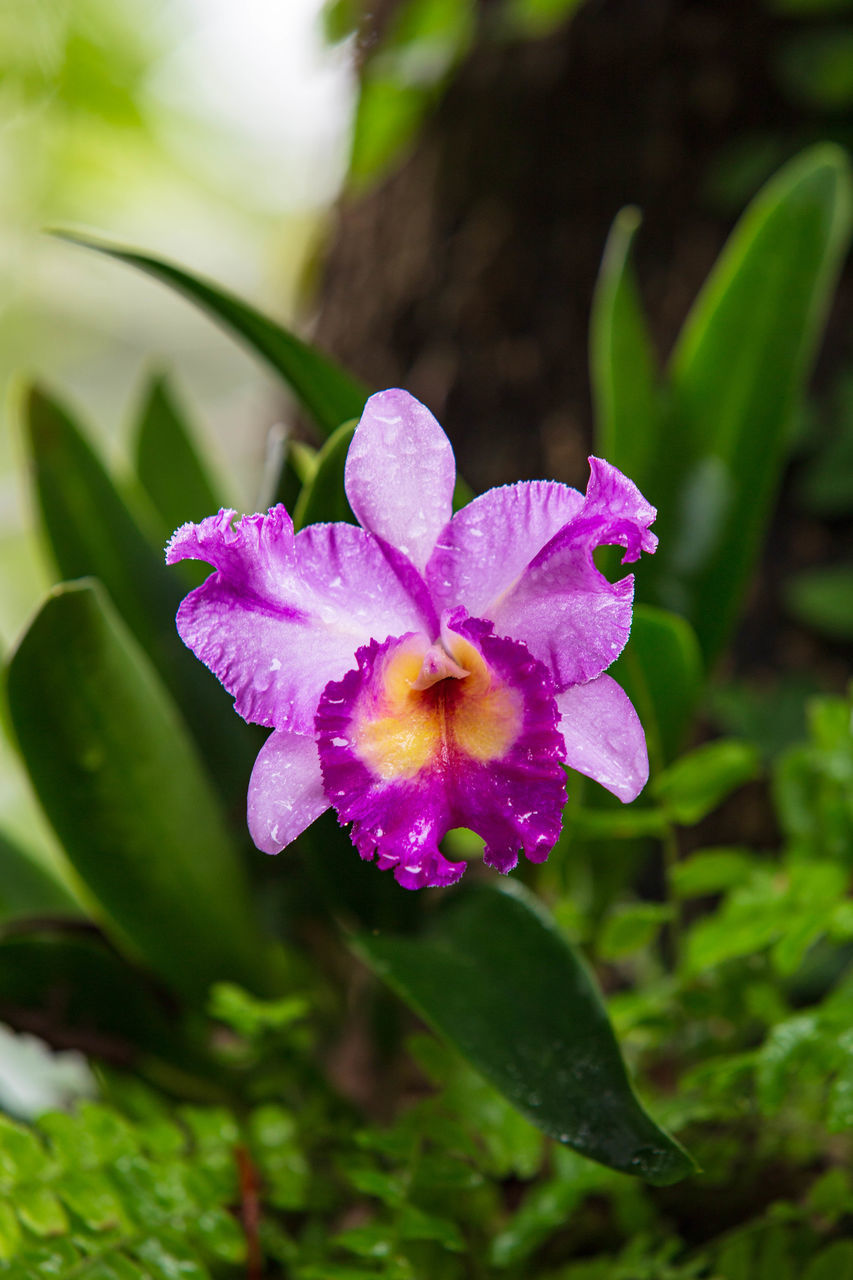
(25, 385), (174, 658)
(23, 384), (259, 806)
(656, 145), (853, 664)
(804, 1240), (853, 1280)
(653, 739), (761, 825)
(267, 426), (317, 515)
(785, 565), (853, 640)
(5, 580), (274, 999)
(132, 373), (223, 540)
(355, 881), (694, 1184)
(293, 422), (357, 529)
(54, 231), (369, 436)
(774, 29), (853, 110)
(0, 931), (196, 1068)
(590, 207), (661, 495)
(0, 830), (79, 920)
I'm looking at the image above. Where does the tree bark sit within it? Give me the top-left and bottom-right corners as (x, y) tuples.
(315, 0), (796, 493)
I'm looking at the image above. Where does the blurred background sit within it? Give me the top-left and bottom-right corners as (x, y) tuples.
(0, 0), (355, 647)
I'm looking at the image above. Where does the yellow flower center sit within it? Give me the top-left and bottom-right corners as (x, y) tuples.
(354, 632), (522, 782)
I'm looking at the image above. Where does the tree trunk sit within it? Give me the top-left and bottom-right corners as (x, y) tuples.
(315, 0), (796, 493)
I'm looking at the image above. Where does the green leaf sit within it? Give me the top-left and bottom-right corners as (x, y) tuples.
(608, 604), (704, 766)
(132, 1238), (211, 1280)
(0, 830), (79, 920)
(0, 1200), (21, 1260)
(355, 881), (694, 1184)
(351, 77), (433, 189)
(670, 848), (752, 898)
(23, 384), (258, 806)
(804, 1241), (853, 1280)
(774, 28), (853, 110)
(785, 565), (853, 640)
(208, 983), (308, 1037)
(397, 1204), (464, 1251)
(501, 0), (585, 38)
(132, 373), (223, 540)
(14, 1185), (69, 1237)
(5, 580), (274, 1000)
(0, 1115), (50, 1189)
(653, 739), (761, 825)
(334, 1222), (393, 1259)
(597, 903), (673, 960)
(24, 385), (175, 659)
(0, 931), (198, 1068)
(293, 422), (357, 530)
(350, 0), (475, 187)
(268, 428), (318, 515)
(58, 1169), (126, 1231)
(54, 231), (369, 436)
(590, 207), (661, 495)
(657, 145), (853, 665)
(409, 1032), (544, 1178)
(827, 1036), (853, 1132)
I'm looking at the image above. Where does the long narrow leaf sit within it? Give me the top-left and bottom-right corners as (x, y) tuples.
(608, 604), (703, 768)
(54, 230), (370, 436)
(293, 422), (357, 530)
(590, 206), (661, 492)
(356, 881), (695, 1185)
(133, 373), (224, 540)
(5, 580), (275, 1000)
(657, 145), (853, 664)
(24, 385), (260, 807)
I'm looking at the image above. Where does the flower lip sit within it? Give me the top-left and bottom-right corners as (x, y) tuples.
(314, 612), (567, 888)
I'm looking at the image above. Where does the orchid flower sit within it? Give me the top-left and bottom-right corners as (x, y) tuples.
(167, 390), (657, 889)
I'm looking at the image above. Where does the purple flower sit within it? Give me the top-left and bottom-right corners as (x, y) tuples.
(167, 390), (657, 889)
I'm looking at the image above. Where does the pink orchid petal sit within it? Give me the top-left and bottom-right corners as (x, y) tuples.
(426, 480), (585, 617)
(248, 728), (329, 854)
(491, 458), (657, 689)
(167, 508), (424, 732)
(557, 674), (649, 802)
(345, 389), (456, 573)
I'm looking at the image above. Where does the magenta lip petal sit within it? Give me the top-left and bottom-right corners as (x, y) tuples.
(167, 508), (425, 732)
(444, 616), (566, 873)
(314, 643), (465, 889)
(344, 389), (456, 574)
(247, 728), (330, 854)
(426, 479), (585, 618)
(556, 673), (650, 803)
(489, 458), (657, 690)
(314, 618), (566, 888)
